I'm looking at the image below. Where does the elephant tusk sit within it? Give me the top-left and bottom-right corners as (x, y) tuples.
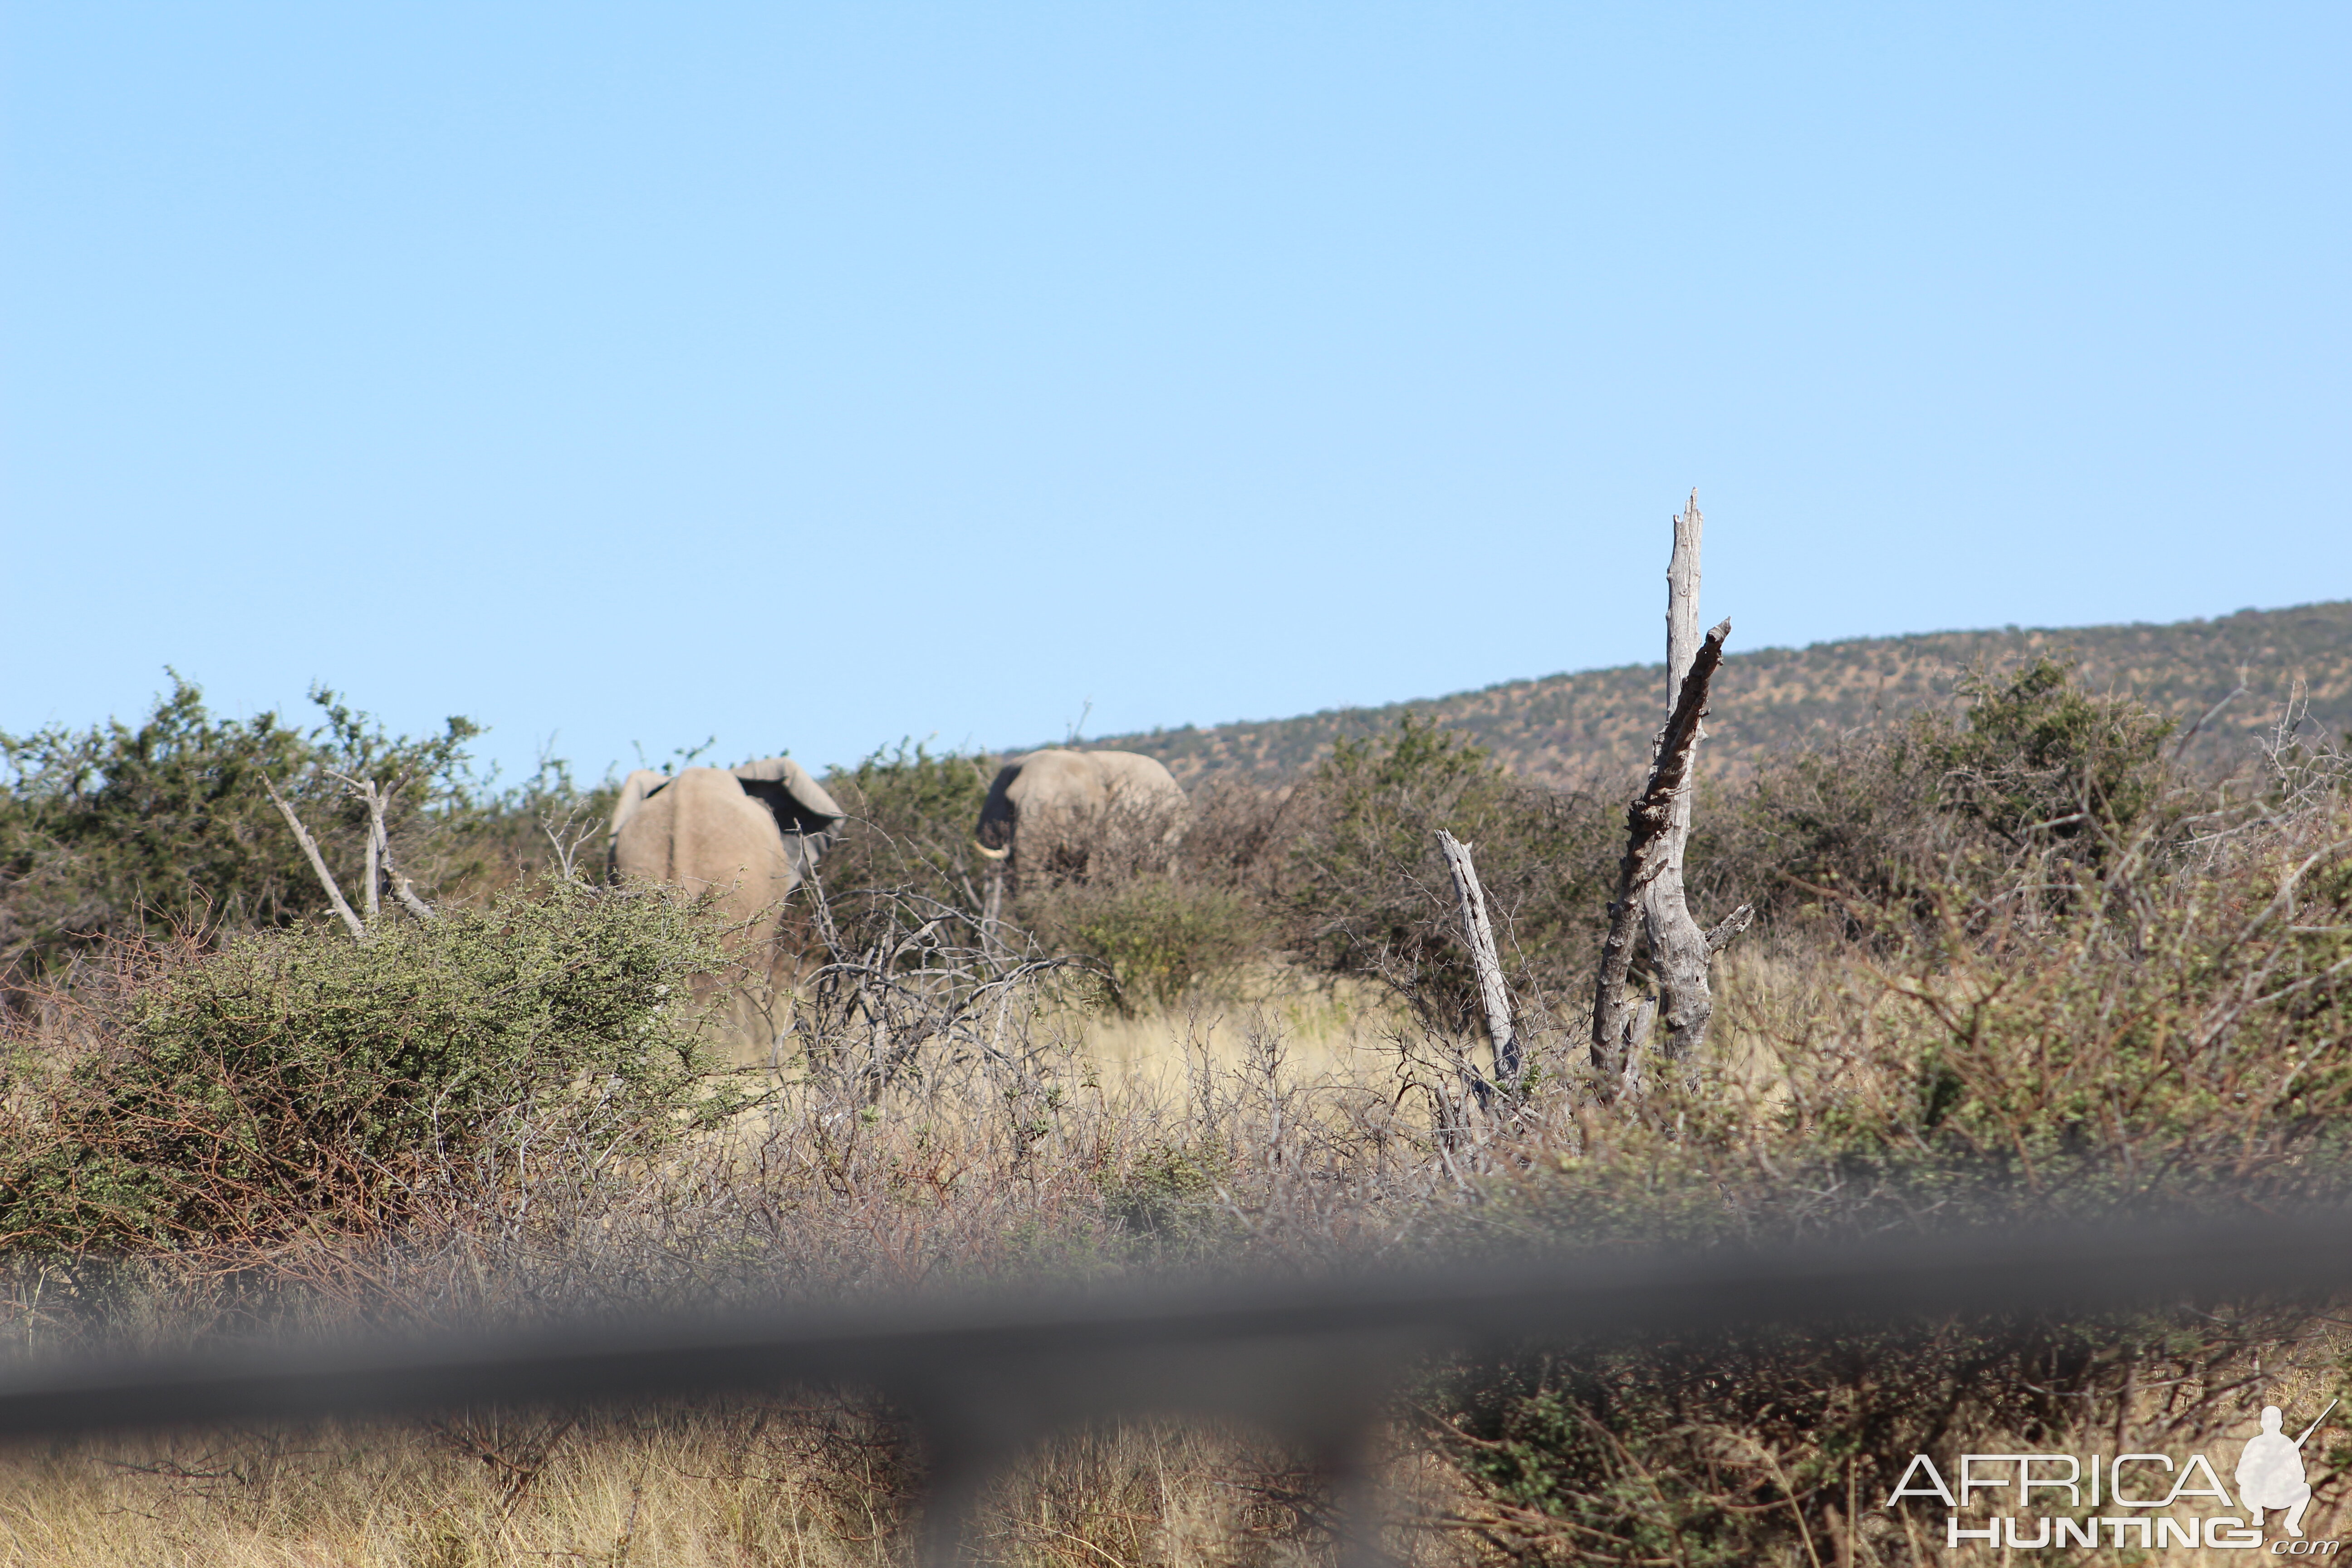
(972, 840), (1009, 862)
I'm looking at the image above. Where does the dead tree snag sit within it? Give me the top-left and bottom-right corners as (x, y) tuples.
(1591, 618), (1730, 1086)
(1436, 829), (1520, 1092)
(1639, 491), (1721, 1066)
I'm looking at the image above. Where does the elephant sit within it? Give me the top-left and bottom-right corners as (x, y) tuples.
(607, 756), (848, 938)
(974, 749), (1187, 889)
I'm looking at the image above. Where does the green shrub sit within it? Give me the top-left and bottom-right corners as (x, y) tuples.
(0, 677), (481, 980)
(1692, 659), (2182, 938)
(813, 742), (999, 950)
(1928, 655), (2175, 846)
(1689, 725), (1949, 933)
(1098, 1140), (1241, 1256)
(0, 878), (735, 1253)
(1028, 876), (1265, 1015)
(1282, 715), (1620, 1028)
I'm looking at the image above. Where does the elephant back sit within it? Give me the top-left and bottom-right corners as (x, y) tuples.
(610, 766), (797, 932)
(976, 749), (1187, 886)
(1085, 750), (1188, 814)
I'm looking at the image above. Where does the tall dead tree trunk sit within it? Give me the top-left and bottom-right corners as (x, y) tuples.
(1641, 491), (1717, 1065)
(1591, 618), (1730, 1088)
(1436, 830), (1519, 1093)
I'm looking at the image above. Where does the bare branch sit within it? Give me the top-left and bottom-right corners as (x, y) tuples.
(540, 803), (600, 881)
(380, 838), (439, 922)
(361, 781), (384, 921)
(2171, 678), (2249, 763)
(264, 779), (367, 941)
(1436, 830), (1520, 1093)
(1651, 494), (1707, 897)
(1703, 902), (1754, 956)
(323, 768), (397, 918)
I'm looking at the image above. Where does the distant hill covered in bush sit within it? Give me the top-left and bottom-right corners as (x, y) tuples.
(1097, 600), (2352, 785)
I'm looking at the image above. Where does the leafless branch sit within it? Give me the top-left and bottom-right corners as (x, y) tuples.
(1435, 830), (1519, 1094)
(2171, 678), (2250, 763)
(326, 769), (440, 923)
(361, 783), (382, 921)
(263, 778), (367, 941)
(1661, 490), (1704, 725)
(540, 803), (601, 881)
(1703, 902), (1754, 956)
(382, 839), (439, 922)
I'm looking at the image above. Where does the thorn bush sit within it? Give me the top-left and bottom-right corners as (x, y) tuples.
(0, 878), (738, 1254)
(0, 676), (480, 982)
(1026, 875), (1266, 1015)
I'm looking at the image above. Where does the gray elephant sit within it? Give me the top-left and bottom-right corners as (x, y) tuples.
(974, 749), (1187, 889)
(608, 756), (847, 943)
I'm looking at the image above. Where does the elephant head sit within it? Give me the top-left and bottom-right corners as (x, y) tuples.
(973, 749), (1187, 889)
(607, 756), (847, 939)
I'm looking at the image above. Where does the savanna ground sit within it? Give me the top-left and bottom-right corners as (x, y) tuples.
(1, 662), (2350, 1564)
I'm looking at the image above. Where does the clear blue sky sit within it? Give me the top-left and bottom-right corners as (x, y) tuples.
(5, 4), (2345, 785)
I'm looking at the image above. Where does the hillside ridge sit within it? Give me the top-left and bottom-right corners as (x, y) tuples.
(1088, 601), (2352, 786)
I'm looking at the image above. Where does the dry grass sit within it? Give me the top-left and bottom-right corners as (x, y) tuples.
(0, 1407), (897, 1567)
(1059, 974), (1416, 1098)
(0, 1408), (1489, 1568)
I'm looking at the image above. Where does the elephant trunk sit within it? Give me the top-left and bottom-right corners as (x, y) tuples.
(974, 802), (1015, 858)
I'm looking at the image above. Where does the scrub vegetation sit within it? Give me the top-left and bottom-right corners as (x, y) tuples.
(0, 652), (2348, 1565)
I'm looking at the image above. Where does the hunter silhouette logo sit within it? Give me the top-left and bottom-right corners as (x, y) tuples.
(1884, 1399), (2342, 1550)
(2240, 1400), (2336, 1539)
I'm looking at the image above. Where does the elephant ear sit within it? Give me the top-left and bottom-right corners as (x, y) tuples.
(606, 769), (672, 877)
(730, 757), (849, 852)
